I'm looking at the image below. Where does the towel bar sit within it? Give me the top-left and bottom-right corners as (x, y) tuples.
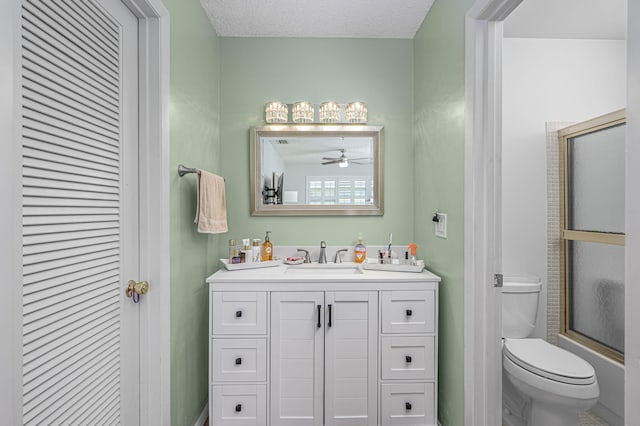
(178, 164), (225, 181)
(177, 164), (199, 177)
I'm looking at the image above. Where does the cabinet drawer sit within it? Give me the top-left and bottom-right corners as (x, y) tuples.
(212, 292), (267, 335)
(381, 290), (435, 334)
(211, 384), (267, 426)
(381, 382), (436, 425)
(381, 336), (435, 380)
(212, 339), (267, 382)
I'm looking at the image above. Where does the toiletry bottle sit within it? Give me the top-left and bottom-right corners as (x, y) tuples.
(354, 233), (366, 264)
(261, 231), (273, 261)
(407, 244), (418, 266)
(228, 239), (236, 263)
(231, 248), (242, 264)
(252, 239), (261, 262)
(242, 238), (252, 263)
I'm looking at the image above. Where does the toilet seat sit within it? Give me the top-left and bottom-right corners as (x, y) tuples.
(503, 338), (596, 385)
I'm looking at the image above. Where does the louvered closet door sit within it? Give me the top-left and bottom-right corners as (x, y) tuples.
(21, 0), (140, 424)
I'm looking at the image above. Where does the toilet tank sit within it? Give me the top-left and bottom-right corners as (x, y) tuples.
(502, 276), (542, 338)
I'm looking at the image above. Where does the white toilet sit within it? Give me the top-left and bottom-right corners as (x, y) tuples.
(502, 276), (600, 426)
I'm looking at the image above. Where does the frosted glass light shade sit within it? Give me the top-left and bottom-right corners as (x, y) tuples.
(345, 102), (367, 123)
(265, 101), (288, 123)
(319, 101), (340, 123)
(292, 101), (314, 123)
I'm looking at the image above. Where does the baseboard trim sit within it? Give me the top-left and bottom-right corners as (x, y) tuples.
(194, 404), (208, 426)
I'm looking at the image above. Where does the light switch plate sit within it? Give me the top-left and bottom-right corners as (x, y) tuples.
(435, 213), (447, 238)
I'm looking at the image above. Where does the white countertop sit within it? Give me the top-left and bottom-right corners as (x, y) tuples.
(207, 261), (441, 290)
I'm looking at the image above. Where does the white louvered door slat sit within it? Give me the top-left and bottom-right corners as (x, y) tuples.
(21, 0), (140, 424)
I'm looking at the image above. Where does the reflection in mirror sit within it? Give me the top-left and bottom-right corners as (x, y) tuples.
(250, 125), (383, 216)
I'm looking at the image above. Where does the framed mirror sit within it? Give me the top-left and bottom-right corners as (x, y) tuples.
(250, 125), (383, 216)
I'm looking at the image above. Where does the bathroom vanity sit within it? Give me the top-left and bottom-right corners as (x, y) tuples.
(207, 263), (440, 426)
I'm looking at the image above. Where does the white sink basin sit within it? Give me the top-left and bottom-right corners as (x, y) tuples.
(285, 263), (363, 275)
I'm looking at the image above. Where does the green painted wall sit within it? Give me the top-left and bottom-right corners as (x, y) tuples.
(164, 0), (222, 424)
(413, 1), (472, 425)
(163, 4), (472, 423)
(218, 38), (414, 247)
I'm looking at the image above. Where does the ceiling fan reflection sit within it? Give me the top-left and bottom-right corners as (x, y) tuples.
(321, 149), (371, 168)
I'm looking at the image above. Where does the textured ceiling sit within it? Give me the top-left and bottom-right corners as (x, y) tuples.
(201, 0), (627, 40)
(199, 0), (435, 38)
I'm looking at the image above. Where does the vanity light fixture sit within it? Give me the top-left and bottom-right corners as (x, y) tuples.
(265, 101), (288, 123)
(292, 101), (314, 123)
(319, 101), (340, 123)
(345, 101), (367, 123)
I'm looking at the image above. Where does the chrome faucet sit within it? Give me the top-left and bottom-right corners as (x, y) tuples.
(297, 248), (311, 263)
(318, 241), (327, 264)
(334, 248), (348, 264)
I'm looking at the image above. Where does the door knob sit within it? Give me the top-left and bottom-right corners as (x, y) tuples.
(126, 280), (149, 303)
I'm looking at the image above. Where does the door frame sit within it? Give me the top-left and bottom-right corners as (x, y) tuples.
(625, 0), (640, 422)
(463, 1), (523, 424)
(0, 0), (171, 424)
(123, 1), (171, 424)
(465, 0), (640, 425)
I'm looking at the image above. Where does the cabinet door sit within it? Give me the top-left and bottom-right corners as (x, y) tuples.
(325, 292), (378, 426)
(271, 292), (325, 426)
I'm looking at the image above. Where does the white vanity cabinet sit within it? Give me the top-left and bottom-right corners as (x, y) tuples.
(208, 266), (440, 426)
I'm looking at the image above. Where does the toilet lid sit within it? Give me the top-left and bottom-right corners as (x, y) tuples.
(504, 338), (596, 385)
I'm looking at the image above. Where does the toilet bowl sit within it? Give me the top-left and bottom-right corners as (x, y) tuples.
(503, 338), (599, 426)
(501, 276), (599, 426)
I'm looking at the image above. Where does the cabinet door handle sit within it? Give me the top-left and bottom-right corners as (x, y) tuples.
(405, 402), (412, 410)
(235, 403), (242, 412)
(235, 310), (243, 318)
(317, 304), (321, 328)
(328, 304), (332, 327)
(405, 355), (412, 363)
(406, 309), (413, 317)
(235, 357), (242, 365)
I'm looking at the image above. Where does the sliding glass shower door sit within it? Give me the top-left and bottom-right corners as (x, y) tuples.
(560, 110), (626, 363)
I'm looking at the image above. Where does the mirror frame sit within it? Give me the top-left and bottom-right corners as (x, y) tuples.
(250, 124), (384, 216)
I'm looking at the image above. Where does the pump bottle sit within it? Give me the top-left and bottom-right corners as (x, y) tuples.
(354, 233), (367, 264)
(261, 231), (273, 261)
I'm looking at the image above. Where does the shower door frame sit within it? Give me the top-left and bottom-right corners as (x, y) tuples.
(559, 110), (626, 364)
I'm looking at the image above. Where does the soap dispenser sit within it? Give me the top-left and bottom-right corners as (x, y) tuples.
(261, 231), (273, 261)
(354, 233), (367, 264)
